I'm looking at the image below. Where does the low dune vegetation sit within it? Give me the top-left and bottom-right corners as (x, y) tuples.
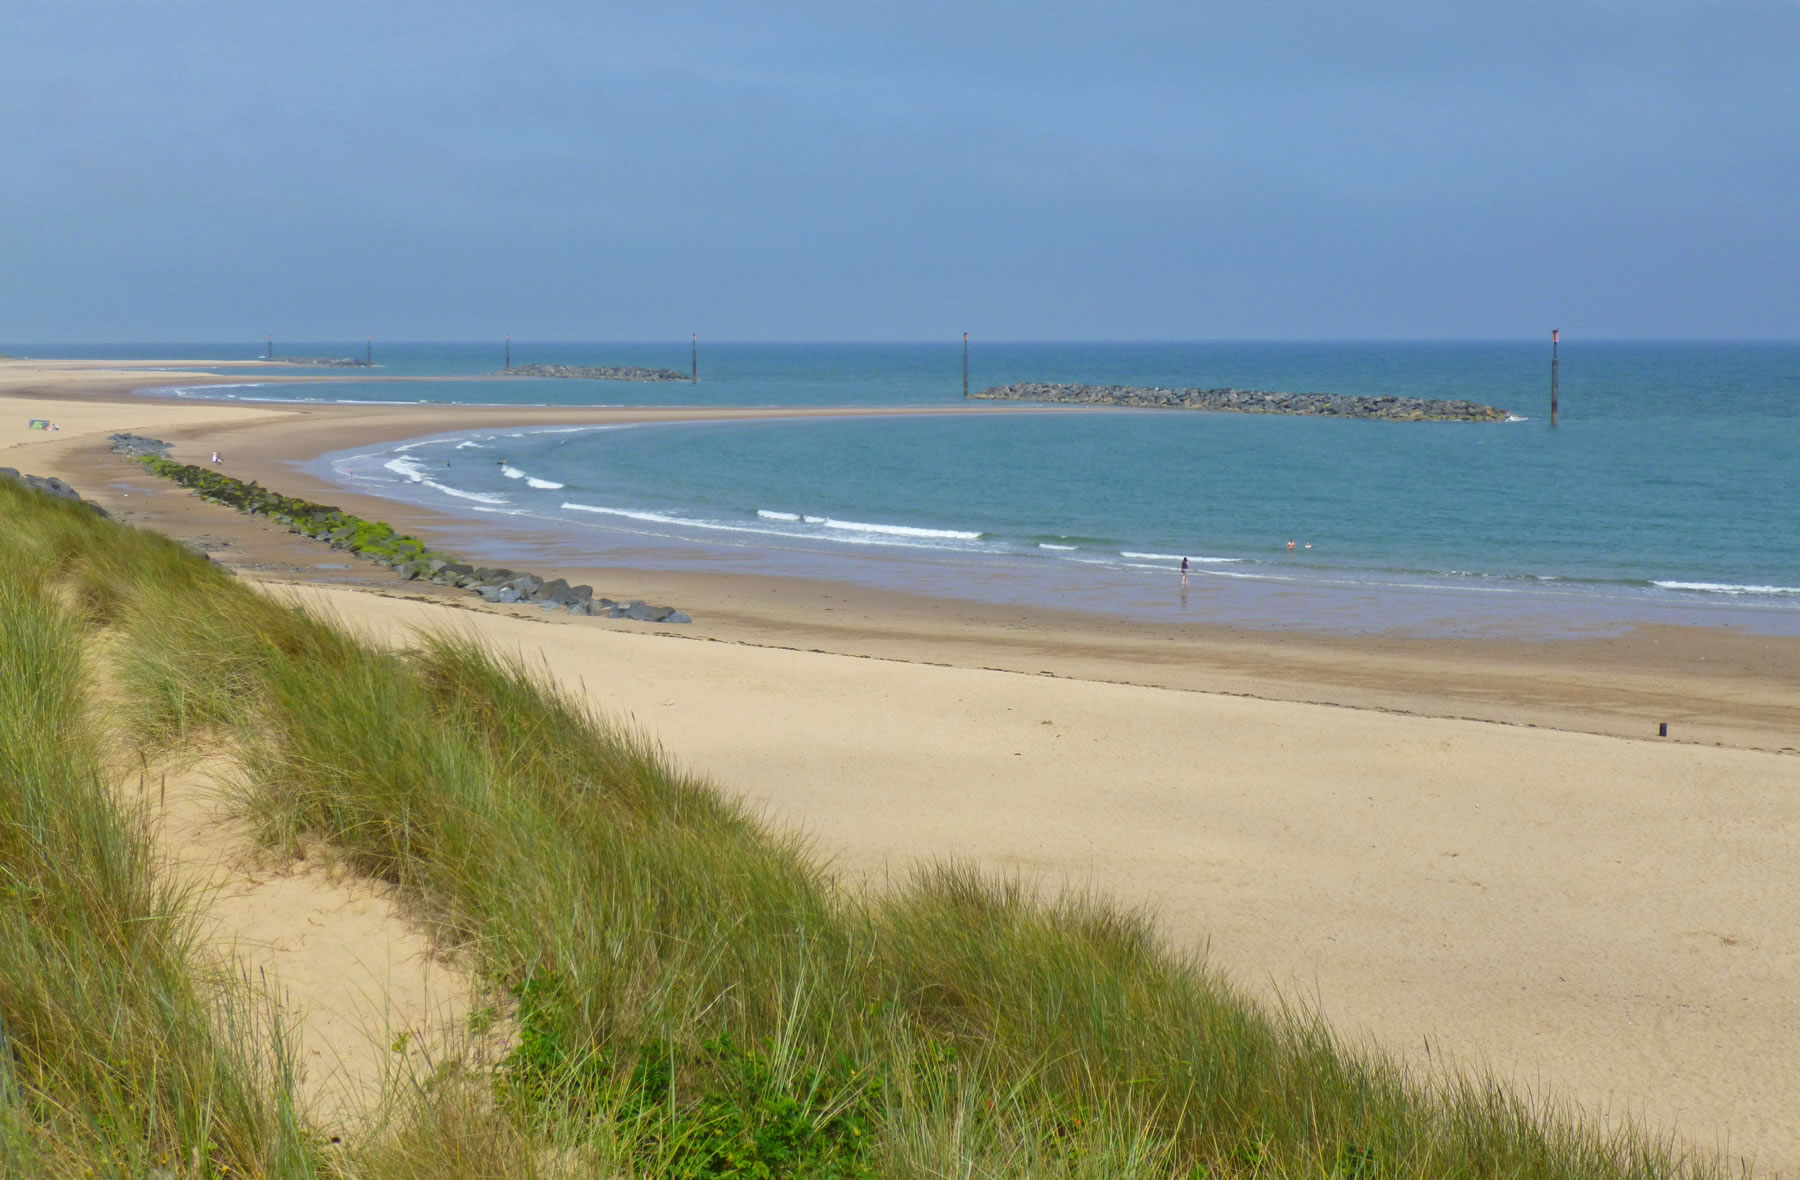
(0, 477), (1725, 1178)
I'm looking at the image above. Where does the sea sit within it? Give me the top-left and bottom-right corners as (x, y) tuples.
(19, 340), (1800, 637)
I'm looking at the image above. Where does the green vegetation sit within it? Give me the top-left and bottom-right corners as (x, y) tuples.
(0, 476), (1723, 1177)
(0, 489), (317, 1177)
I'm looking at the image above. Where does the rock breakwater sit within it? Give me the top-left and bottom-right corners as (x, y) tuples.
(264, 356), (374, 367)
(129, 456), (691, 622)
(971, 383), (1509, 422)
(500, 363), (688, 382)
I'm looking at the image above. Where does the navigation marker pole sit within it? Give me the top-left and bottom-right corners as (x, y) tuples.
(1551, 328), (1560, 426)
(505, 335), (511, 372)
(266, 336), (273, 361)
(963, 332), (969, 398)
(366, 336), (372, 366)
(692, 333), (698, 383)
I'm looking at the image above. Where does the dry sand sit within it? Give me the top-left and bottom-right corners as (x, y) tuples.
(124, 756), (477, 1130)
(7, 361), (1798, 1170)
(283, 585), (1798, 1173)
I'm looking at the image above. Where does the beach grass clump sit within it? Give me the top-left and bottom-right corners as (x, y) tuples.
(0, 478), (1724, 1177)
(0, 489), (317, 1177)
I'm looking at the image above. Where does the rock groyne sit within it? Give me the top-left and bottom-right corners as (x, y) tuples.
(264, 356), (374, 367)
(971, 382), (1509, 422)
(127, 455), (691, 622)
(500, 363), (688, 382)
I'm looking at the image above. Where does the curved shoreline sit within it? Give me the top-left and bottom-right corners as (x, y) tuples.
(7, 361), (1798, 748)
(309, 416), (1800, 641)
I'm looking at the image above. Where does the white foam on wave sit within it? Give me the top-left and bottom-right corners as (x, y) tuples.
(381, 455), (509, 504)
(1505, 414), (1530, 423)
(1039, 543), (1077, 551)
(150, 382), (271, 399)
(1653, 580), (1800, 597)
(423, 481), (510, 505)
(455, 440), (487, 450)
(563, 502), (747, 531)
(500, 465), (565, 489)
(820, 518), (981, 540)
(758, 509), (801, 521)
(561, 502), (992, 552)
(1119, 551), (1243, 564)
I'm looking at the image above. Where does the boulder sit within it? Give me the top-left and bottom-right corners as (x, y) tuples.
(661, 610), (692, 624)
(28, 476), (80, 500)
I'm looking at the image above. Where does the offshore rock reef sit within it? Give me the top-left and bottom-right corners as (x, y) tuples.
(264, 356), (374, 367)
(501, 363), (688, 382)
(971, 382), (1510, 422)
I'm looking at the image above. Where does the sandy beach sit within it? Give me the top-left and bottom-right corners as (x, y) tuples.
(5, 361), (1797, 1170)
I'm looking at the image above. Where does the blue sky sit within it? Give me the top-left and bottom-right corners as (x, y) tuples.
(3, 1), (1796, 341)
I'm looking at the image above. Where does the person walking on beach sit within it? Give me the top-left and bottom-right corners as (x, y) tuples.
(1180, 556), (1190, 585)
(210, 450), (221, 464)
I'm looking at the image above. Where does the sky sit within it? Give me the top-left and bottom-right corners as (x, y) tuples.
(2, 1), (1797, 342)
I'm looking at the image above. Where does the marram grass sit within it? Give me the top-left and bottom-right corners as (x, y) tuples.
(0, 478), (1732, 1177)
(0, 494), (318, 1177)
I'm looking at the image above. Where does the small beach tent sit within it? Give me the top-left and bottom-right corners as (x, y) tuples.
(27, 419), (49, 430)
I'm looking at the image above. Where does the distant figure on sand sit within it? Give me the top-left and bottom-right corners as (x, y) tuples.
(210, 451), (221, 464)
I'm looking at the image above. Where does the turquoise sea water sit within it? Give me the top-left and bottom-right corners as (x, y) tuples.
(23, 340), (1797, 636)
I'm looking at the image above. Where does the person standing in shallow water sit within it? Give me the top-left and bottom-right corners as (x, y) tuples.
(1180, 556), (1190, 583)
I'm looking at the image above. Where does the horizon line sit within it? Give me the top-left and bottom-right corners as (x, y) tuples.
(8, 336), (1799, 348)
